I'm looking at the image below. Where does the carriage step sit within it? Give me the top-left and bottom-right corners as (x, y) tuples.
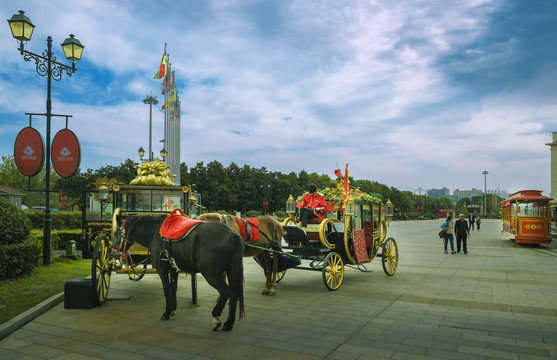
(64, 278), (96, 309)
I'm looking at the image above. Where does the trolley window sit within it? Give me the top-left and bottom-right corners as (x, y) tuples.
(517, 201), (548, 217)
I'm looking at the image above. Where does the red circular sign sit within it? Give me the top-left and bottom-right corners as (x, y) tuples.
(51, 129), (81, 178)
(14, 127), (45, 177)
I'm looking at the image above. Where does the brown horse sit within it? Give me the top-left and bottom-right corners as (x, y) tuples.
(198, 213), (283, 296)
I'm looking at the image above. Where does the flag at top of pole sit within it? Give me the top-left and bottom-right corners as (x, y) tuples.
(154, 52), (167, 79)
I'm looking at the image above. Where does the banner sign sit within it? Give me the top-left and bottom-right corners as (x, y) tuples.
(14, 126), (45, 177)
(51, 129), (81, 178)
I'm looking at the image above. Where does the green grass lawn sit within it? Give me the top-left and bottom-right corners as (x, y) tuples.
(0, 256), (91, 324)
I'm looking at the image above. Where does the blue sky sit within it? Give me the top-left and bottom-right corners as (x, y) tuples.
(1, 0), (556, 196)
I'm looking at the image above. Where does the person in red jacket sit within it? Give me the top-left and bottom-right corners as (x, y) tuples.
(299, 184), (327, 230)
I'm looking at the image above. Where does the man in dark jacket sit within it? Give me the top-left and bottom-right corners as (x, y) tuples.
(454, 214), (470, 254)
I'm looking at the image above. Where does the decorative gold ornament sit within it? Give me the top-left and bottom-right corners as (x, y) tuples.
(130, 158), (176, 186)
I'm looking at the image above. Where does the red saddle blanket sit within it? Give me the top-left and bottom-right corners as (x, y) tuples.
(235, 217), (260, 242)
(159, 209), (205, 240)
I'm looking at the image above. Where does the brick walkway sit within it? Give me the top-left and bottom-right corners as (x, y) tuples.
(1, 219), (556, 359)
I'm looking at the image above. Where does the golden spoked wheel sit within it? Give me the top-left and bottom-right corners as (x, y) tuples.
(91, 233), (113, 305)
(322, 252), (344, 291)
(276, 270), (286, 283)
(381, 237), (398, 276)
(282, 217), (295, 227)
(127, 254), (149, 281)
(318, 218), (335, 249)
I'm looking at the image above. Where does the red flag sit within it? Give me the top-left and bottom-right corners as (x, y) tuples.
(342, 164), (350, 202)
(154, 54), (167, 79)
(334, 169), (342, 178)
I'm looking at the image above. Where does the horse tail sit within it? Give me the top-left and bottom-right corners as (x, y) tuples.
(229, 233), (245, 319)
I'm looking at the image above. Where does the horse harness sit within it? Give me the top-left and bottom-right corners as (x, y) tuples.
(224, 215), (281, 252)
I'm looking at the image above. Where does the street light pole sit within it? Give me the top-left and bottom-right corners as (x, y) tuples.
(143, 95), (158, 161)
(483, 170), (488, 215)
(8, 10), (84, 266)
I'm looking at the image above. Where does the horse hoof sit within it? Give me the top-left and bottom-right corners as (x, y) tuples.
(223, 322), (233, 331)
(261, 290), (269, 295)
(212, 317), (222, 331)
(160, 314), (171, 321)
(268, 292), (276, 296)
(171, 311), (176, 317)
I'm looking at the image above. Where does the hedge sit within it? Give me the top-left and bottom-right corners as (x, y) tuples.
(30, 229), (82, 251)
(24, 210), (81, 230)
(0, 242), (41, 279)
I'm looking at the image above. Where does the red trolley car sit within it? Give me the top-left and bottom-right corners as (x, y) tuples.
(501, 190), (552, 244)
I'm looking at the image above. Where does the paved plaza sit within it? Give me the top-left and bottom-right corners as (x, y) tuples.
(1, 219), (557, 359)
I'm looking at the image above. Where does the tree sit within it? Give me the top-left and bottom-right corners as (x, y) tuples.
(95, 159), (137, 184)
(0, 155), (52, 207)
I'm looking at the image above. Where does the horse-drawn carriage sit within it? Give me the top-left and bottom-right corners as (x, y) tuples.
(279, 186), (399, 290)
(82, 180), (200, 305)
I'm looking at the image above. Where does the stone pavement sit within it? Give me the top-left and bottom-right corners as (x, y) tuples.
(1, 219), (557, 359)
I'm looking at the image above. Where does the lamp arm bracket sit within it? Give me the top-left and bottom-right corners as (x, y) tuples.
(21, 48), (74, 80)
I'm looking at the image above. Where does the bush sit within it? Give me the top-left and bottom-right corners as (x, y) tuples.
(0, 198), (31, 245)
(275, 210), (287, 218)
(246, 210), (261, 217)
(216, 210), (229, 215)
(0, 242), (40, 279)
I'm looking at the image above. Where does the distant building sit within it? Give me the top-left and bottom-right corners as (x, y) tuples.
(452, 188), (482, 202)
(486, 189), (508, 197)
(0, 186), (25, 209)
(427, 187), (508, 203)
(427, 187), (450, 199)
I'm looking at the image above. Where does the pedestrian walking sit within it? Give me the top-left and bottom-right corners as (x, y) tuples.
(476, 214), (481, 231)
(440, 215), (455, 254)
(455, 214), (470, 254)
(469, 213), (475, 230)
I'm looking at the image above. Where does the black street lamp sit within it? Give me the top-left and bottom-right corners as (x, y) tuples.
(261, 182), (270, 214)
(160, 148), (168, 161)
(8, 10), (84, 266)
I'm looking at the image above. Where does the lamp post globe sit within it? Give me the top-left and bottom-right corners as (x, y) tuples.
(7, 10), (35, 42)
(138, 147), (145, 160)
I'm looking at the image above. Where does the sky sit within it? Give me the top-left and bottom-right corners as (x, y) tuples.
(1, 0), (556, 197)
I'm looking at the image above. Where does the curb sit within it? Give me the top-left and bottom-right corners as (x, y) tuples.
(0, 292), (64, 341)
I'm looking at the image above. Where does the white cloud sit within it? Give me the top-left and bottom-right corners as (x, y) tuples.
(0, 0), (555, 196)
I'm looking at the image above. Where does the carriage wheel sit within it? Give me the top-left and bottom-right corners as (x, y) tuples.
(282, 217), (295, 227)
(318, 219), (335, 249)
(276, 270), (286, 283)
(322, 252), (344, 291)
(127, 255), (149, 281)
(381, 237), (398, 276)
(91, 232), (113, 305)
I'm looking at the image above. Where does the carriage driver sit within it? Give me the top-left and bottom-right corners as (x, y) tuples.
(298, 184), (328, 231)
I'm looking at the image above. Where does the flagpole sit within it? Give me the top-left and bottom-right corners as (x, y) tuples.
(163, 44), (168, 160)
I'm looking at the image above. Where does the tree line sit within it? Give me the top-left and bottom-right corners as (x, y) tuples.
(0, 155), (502, 217)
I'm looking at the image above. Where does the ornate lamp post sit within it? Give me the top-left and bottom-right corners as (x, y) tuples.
(138, 147), (145, 161)
(160, 148), (168, 162)
(8, 10), (84, 265)
(99, 183), (109, 222)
